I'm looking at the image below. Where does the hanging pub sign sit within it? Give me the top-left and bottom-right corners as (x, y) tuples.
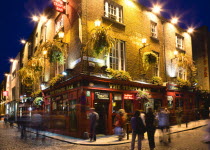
(94, 91), (109, 100)
(124, 94), (134, 100)
(3, 91), (8, 96)
(53, 0), (66, 13)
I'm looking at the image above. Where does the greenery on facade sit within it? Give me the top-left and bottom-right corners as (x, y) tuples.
(31, 89), (42, 97)
(177, 78), (191, 88)
(176, 53), (197, 84)
(33, 97), (43, 106)
(89, 25), (114, 56)
(142, 52), (158, 72)
(39, 41), (67, 64)
(151, 76), (163, 85)
(106, 68), (132, 81)
(49, 74), (64, 86)
(136, 90), (149, 101)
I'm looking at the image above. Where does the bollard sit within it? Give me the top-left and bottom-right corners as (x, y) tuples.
(126, 123), (129, 140)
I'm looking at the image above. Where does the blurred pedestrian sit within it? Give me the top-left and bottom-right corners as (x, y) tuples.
(31, 110), (42, 139)
(114, 109), (127, 141)
(145, 108), (156, 150)
(131, 110), (146, 150)
(175, 107), (183, 127)
(157, 107), (170, 143)
(88, 108), (99, 142)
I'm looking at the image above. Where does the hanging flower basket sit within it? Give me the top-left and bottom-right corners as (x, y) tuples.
(49, 74), (64, 86)
(33, 97), (43, 106)
(177, 78), (191, 89)
(48, 45), (64, 64)
(89, 26), (114, 56)
(143, 52), (158, 72)
(136, 90), (149, 101)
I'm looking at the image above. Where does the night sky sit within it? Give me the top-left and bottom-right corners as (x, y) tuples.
(0, 0), (209, 82)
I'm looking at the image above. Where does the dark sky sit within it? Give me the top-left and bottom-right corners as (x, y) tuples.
(0, 0), (209, 82)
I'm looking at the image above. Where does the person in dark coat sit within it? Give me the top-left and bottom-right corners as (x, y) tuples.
(131, 110), (146, 150)
(145, 108), (156, 150)
(88, 108), (99, 142)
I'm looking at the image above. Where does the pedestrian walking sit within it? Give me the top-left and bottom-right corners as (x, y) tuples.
(88, 108), (99, 142)
(157, 107), (170, 143)
(131, 110), (146, 150)
(145, 108), (156, 150)
(114, 109), (127, 141)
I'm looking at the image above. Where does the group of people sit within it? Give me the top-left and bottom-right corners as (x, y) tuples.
(112, 107), (170, 150)
(87, 106), (170, 149)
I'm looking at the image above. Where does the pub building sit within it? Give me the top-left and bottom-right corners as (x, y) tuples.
(43, 74), (166, 138)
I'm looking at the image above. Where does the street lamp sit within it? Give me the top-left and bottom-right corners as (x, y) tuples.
(139, 38), (150, 78)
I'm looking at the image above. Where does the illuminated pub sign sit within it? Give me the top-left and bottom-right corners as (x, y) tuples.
(124, 94), (134, 99)
(53, 0), (66, 13)
(95, 91), (109, 100)
(3, 91), (8, 96)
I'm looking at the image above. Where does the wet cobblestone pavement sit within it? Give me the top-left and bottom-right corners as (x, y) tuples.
(0, 121), (209, 150)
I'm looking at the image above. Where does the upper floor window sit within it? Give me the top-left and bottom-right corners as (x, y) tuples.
(176, 34), (184, 50)
(177, 68), (187, 80)
(151, 22), (157, 38)
(55, 14), (64, 34)
(104, 1), (123, 23)
(108, 40), (125, 70)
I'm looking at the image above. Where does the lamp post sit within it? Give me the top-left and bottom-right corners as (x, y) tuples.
(139, 38), (150, 78)
(170, 50), (178, 82)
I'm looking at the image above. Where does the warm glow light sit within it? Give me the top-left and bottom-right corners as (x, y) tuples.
(94, 20), (101, 27)
(142, 38), (147, 44)
(32, 15), (39, 22)
(58, 31), (64, 38)
(187, 28), (194, 33)
(21, 39), (26, 44)
(43, 50), (47, 55)
(174, 50), (178, 56)
(171, 17), (178, 24)
(4, 73), (9, 76)
(10, 59), (15, 62)
(152, 5), (161, 14)
(40, 16), (47, 22)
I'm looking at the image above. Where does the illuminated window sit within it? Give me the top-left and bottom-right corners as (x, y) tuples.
(151, 22), (157, 38)
(108, 40), (125, 70)
(55, 14), (64, 34)
(177, 68), (187, 80)
(104, 1), (123, 23)
(176, 34), (184, 49)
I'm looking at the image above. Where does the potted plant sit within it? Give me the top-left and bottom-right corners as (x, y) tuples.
(177, 78), (191, 89)
(151, 76), (163, 85)
(106, 68), (132, 81)
(136, 90), (149, 101)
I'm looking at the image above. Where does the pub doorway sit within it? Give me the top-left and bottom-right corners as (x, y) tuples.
(94, 101), (109, 134)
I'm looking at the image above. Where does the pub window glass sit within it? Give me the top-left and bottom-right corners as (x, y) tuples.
(112, 93), (122, 113)
(124, 100), (133, 113)
(70, 100), (77, 131)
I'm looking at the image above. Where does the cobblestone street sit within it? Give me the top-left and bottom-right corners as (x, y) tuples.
(0, 121), (209, 150)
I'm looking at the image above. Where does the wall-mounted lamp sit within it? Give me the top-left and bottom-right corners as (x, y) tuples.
(58, 31), (65, 39)
(32, 15), (39, 22)
(21, 39), (26, 44)
(152, 5), (161, 14)
(187, 28), (194, 34)
(94, 20), (101, 27)
(10, 59), (15, 63)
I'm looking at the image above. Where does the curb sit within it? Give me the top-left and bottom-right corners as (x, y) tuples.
(12, 122), (208, 146)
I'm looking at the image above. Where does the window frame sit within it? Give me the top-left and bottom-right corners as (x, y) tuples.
(176, 34), (184, 50)
(151, 21), (158, 38)
(107, 39), (126, 71)
(104, 1), (123, 23)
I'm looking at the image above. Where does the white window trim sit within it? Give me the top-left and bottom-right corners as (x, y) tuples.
(151, 22), (157, 38)
(104, 1), (123, 23)
(106, 40), (125, 71)
(176, 34), (184, 49)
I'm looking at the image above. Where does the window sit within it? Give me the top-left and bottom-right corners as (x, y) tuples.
(151, 22), (157, 38)
(55, 14), (64, 34)
(176, 34), (184, 49)
(177, 68), (187, 80)
(108, 40), (125, 70)
(104, 1), (123, 23)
